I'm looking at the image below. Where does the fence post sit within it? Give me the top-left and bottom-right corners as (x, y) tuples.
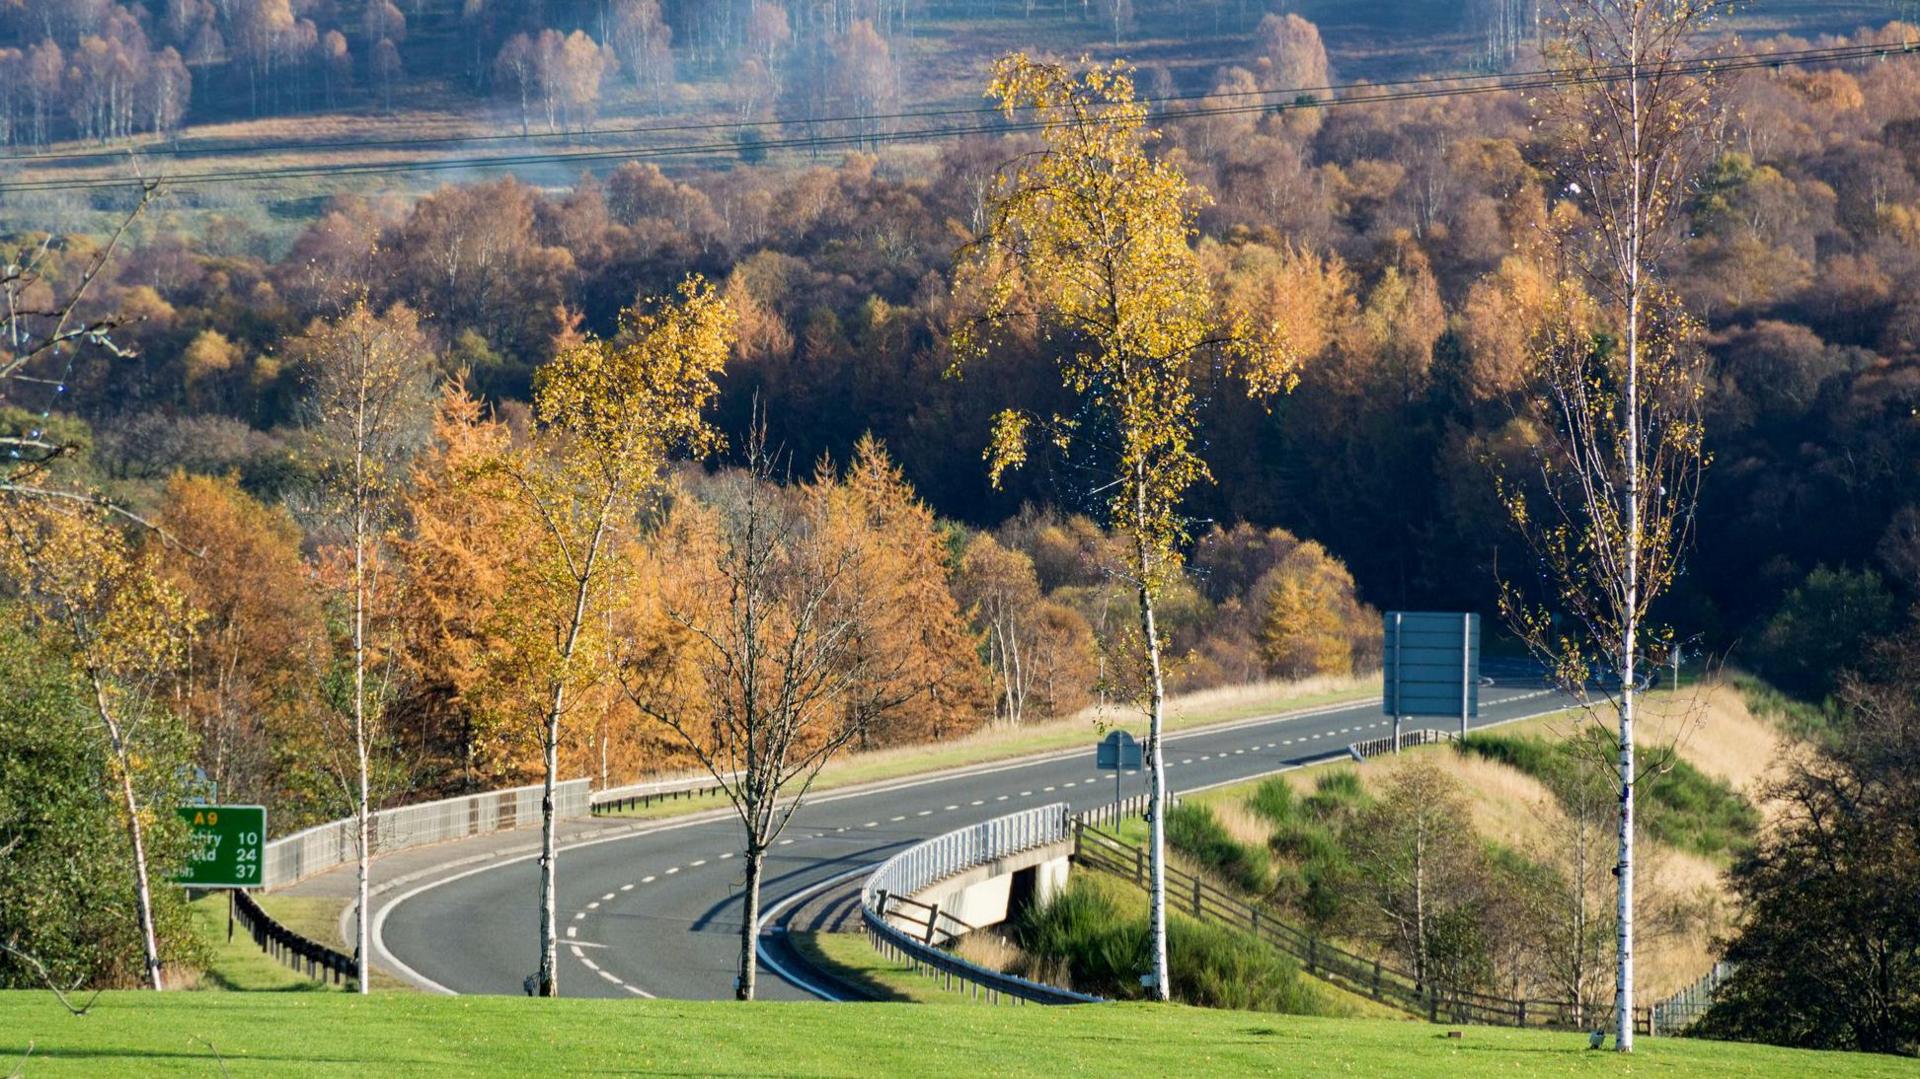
(1371, 959), (1382, 1000)
(1308, 935), (1318, 974)
(1191, 877), (1202, 917)
(1134, 847), (1144, 886)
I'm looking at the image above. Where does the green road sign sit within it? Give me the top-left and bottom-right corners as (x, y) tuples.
(175, 804), (266, 888)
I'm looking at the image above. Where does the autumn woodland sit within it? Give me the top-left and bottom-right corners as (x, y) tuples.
(0, 0), (1917, 1061)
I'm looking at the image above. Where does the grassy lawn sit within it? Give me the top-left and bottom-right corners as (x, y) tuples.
(1, 991), (1911, 1077)
(790, 931), (979, 1005)
(596, 677), (1373, 821)
(183, 896), (339, 994)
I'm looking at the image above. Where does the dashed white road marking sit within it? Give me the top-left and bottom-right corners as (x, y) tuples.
(890, 815), (907, 822)
(569, 946), (585, 959)
(664, 867), (679, 875)
(579, 957), (600, 971)
(597, 969), (621, 984)
(1180, 759), (1192, 765)
(622, 984), (650, 997)
(600, 892), (616, 902)
(587, 902), (600, 910)
(567, 927), (577, 938)
(778, 839), (793, 845)
(944, 805), (959, 811)
(917, 809), (932, 816)
(863, 821), (879, 828)
(720, 852), (734, 859)
(620, 884), (634, 892)
(1019, 791), (1032, 797)
(1062, 782), (1077, 788)
(573, 912), (586, 921)
(690, 860), (707, 868)
(642, 875), (657, 883)
(970, 800), (984, 806)
(1042, 787), (1055, 793)
(995, 795), (1008, 801)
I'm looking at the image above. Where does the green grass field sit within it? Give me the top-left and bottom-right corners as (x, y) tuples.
(1, 991), (1911, 1077)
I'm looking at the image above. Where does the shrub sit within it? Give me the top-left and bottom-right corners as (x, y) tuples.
(1247, 775), (1296, 825)
(1166, 803), (1272, 893)
(1015, 878), (1330, 1015)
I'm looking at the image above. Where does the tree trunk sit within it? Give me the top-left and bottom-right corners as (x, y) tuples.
(736, 844), (764, 1000)
(117, 748), (165, 991)
(536, 707), (561, 997)
(352, 478), (372, 995)
(90, 674), (163, 990)
(535, 508), (612, 998)
(1617, 39), (1643, 1047)
(1135, 475), (1170, 1002)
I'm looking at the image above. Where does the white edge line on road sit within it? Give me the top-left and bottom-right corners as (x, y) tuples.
(369, 688), (1549, 995)
(752, 863), (880, 1003)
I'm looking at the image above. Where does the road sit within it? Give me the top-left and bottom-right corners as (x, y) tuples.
(374, 683), (1566, 1001)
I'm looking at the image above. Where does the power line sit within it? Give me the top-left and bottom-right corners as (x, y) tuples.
(0, 39), (1909, 195)
(3, 37), (1903, 167)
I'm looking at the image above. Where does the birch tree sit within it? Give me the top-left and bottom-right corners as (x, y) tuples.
(619, 425), (868, 1001)
(951, 55), (1296, 1000)
(0, 502), (196, 991)
(493, 275), (731, 998)
(1500, 0), (1720, 1050)
(296, 301), (434, 994)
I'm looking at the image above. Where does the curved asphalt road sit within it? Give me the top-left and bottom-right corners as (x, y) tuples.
(376, 682), (1566, 1002)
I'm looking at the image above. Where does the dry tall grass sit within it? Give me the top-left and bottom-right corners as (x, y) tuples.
(952, 931), (1025, 975)
(1211, 799), (1278, 850)
(1199, 679), (1804, 1004)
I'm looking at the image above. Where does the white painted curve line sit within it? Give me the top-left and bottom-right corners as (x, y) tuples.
(597, 969), (622, 985)
(753, 863), (877, 1002)
(623, 984), (651, 996)
(579, 957), (601, 971)
(569, 946), (585, 959)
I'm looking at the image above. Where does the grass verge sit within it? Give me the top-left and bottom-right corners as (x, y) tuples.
(789, 931), (980, 1005)
(1, 991), (1911, 1077)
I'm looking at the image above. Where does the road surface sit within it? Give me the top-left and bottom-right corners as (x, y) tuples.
(375, 683), (1566, 1001)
